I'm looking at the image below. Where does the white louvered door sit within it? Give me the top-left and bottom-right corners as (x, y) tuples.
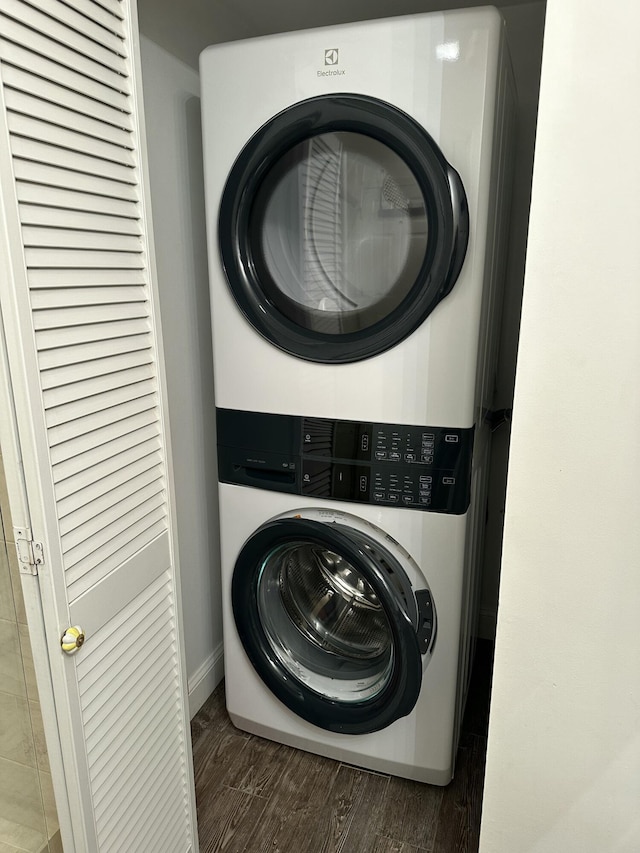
(0, 0), (198, 850)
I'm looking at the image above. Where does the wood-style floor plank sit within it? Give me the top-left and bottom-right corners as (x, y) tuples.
(246, 748), (342, 853)
(192, 640), (492, 853)
(375, 773), (443, 850)
(431, 734), (487, 853)
(371, 838), (430, 853)
(191, 683), (245, 752)
(315, 764), (390, 852)
(197, 784), (268, 853)
(193, 725), (249, 793)
(224, 734), (295, 798)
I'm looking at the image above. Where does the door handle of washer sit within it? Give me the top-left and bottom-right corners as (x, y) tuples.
(234, 464), (296, 486)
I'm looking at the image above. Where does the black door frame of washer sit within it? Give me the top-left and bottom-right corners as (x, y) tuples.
(219, 94), (469, 364)
(232, 517), (436, 734)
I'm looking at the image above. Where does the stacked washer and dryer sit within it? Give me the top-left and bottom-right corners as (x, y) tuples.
(200, 7), (514, 785)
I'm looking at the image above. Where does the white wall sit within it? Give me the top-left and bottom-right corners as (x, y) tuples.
(480, 0), (640, 850)
(140, 37), (224, 714)
(138, 0), (254, 69)
(223, 0), (540, 39)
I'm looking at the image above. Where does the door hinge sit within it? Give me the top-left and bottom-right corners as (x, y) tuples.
(14, 527), (44, 576)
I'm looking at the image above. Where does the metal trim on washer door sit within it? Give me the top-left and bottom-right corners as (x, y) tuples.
(219, 94), (469, 363)
(231, 517), (425, 734)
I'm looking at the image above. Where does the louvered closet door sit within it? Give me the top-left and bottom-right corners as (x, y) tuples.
(0, 1), (198, 850)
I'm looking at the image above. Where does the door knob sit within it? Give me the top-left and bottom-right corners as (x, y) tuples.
(61, 626), (85, 654)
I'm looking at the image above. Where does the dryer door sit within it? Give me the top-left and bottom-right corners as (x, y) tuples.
(219, 94), (468, 363)
(231, 516), (436, 734)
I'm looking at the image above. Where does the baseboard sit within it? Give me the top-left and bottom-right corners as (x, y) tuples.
(477, 608), (497, 641)
(187, 642), (224, 718)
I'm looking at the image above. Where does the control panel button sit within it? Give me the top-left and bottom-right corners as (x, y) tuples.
(387, 493), (400, 503)
(402, 495), (413, 505)
(404, 453), (416, 463)
(442, 476), (456, 485)
(359, 475), (368, 493)
(375, 450), (387, 460)
(373, 491), (385, 502)
(445, 434), (459, 443)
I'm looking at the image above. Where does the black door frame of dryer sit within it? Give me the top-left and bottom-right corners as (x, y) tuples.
(219, 94), (469, 364)
(232, 517), (435, 735)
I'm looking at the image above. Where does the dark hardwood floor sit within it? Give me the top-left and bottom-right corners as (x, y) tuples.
(191, 640), (494, 853)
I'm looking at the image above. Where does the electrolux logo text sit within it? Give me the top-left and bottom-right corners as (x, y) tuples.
(318, 47), (346, 77)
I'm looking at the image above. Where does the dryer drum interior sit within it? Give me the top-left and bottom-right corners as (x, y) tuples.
(219, 94), (469, 363)
(232, 517), (436, 734)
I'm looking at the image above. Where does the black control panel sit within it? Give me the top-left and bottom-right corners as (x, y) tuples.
(217, 408), (473, 515)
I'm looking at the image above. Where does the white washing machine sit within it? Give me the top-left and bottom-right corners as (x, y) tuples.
(200, 8), (514, 784)
(217, 462), (489, 785)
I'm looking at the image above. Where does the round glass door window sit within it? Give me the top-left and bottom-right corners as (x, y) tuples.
(251, 132), (429, 335)
(219, 94), (469, 363)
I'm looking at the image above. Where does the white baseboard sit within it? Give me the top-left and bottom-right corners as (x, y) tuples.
(187, 642), (224, 718)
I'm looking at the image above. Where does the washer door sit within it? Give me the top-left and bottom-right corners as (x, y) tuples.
(232, 516), (435, 734)
(219, 94), (469, 363)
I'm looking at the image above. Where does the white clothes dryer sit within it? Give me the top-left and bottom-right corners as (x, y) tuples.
(200, 6), (514, 428)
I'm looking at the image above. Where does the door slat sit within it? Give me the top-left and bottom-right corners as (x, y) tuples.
(11, 137), (136, 185)
(5, 89), (134, 149)
(25, 0), (127, 55)
(23, 226), (142, 253)
(0, 38), (131, 111)
(1, 0), (128, 72)
(2, 66), (132, 130)
(9, 114), (136, 167)
(20, 206), (142, 235)
(0, 11), (131, 93)
(17, 182), (138, 218)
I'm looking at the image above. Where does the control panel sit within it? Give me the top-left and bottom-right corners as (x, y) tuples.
(217, 408), (473, 515)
